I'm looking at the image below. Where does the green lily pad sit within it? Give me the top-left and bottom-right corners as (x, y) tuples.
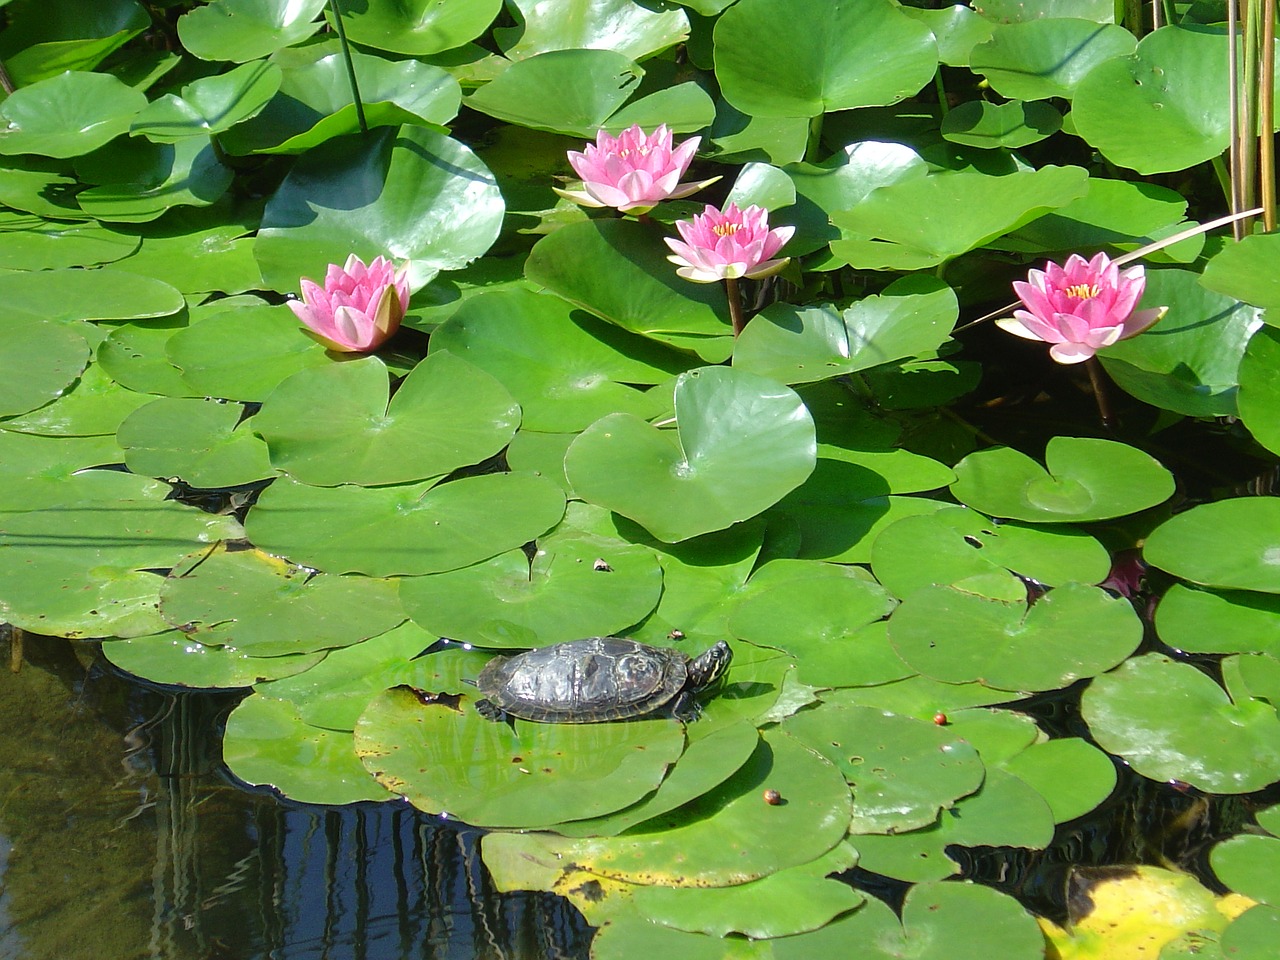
(871, 506), (1111, 599)
(728, 568), (895, 657)
(431, 288), (689, 432)
(464, 48), (642, 137)
(1072, 25), (1249, 173)
(630, 842), (862, 939)
(130, 60), (282, 142)
(950, 436), (1175, 523)
(889, 581), (1142, 692)
(1221, 905), (1280, 960)
(524, 219), (734, 360)
(0, 266), (184, 321)
(165, 303), (332, 402)
(224, 693), (392, 805)
(785, 703), (984, 833)
(1001, 737), (1117, 824)
(337, 0), (501, 55)
(176, 0), (327, 62)
(117, 397), (274, 488)
(0, 155), (88, 220)
(993, 178), (1198, 261)
(830, 165), (1088, 270)
(1082, 653), (1280, 793)
(1212, 833), (1280, 905)
(158, 545), (405, 657)
(766, 453), (951, 563)
(790, 620), (914, 689)
(714, 0), (937, 118)
(733, 275), (957, 384)
(851, 768), (1055, 881)
(1239, 325), (1280, 457)
(481, 728), (852, 885)
(252, 352), (519, 486)
(355, 686), (685, 828)
(0, 0), (149, 87)
(969, 18), (1136, 101)
(0, 313), (89, 417)
(939, 99), (1063, 149)
(218, 50), (461, 155)
(3, 362), (156, 437)
(828, 675), (1023, 720)
(0, 431), (153, 510)
(0, 212), (138, 270)
(399, 530), (662, 648)
(565, 366), (815, 542)
(75, 136), (234, 223)
(1202, 232), (1280, 310)
(1100, 267), (1262, 418)
(553, 722), (762, 838)
(255, 124), (503, 293)
(260, 624), (491, 730)
(0, 70), (147, 157)
(1156, 584), (1280, 655)
(102, 631), (326, 688)
(498, 0), (689, 60)
(245, 472), (566, 577)
(96, 315), (199, 398)
(1144, 498), (1280, 594)
(902, 4), (994, 66)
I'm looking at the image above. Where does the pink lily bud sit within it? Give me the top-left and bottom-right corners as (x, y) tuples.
(556, 123), (718, 214)
(999, 252), (1166, 364)
(288, 254), (410, 353)
(664, 202), (795, 283)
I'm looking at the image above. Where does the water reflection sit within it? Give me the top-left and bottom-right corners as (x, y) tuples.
(0, 631), (591, 960)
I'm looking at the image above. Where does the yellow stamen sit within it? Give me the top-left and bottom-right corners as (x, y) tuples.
(713, 223), (741, 238)
(1065, 283), (1099, 300)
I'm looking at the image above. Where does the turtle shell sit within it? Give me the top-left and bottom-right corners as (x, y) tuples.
(475, 636), (690, 723)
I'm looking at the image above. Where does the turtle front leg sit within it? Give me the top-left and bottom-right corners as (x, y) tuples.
(669, 690), (702, 723)
(475, 698), (508, 722)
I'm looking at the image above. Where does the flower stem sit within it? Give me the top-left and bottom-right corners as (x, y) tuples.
(725, 277), (746, 337)
(329, 0), (368, 135)
(1085, 357), (1116, 430)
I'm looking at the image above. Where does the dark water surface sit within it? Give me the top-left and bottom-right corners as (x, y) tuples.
(0, 630), (591, 960)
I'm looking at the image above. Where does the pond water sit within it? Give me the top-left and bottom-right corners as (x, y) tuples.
(0, 630), (591, 960)
(2, 624), (1260, 960)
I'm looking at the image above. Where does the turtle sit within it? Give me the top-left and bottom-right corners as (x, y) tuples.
(473, 637), (733, 723)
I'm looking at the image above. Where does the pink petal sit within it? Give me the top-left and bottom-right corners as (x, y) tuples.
(1118, 306), (1165, 339)
(1049, 341), (1097, 364)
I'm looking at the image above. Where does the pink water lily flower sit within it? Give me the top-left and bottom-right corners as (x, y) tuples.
(1000, 252), (1166, 364)
(288, 254), (410, 353)
(557, 123), (717, 214)
(665, 202), (794, 283)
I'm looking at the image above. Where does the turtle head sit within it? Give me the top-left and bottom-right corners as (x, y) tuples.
(689, 641), (733, 689)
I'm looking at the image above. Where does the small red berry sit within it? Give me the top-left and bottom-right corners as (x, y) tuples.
(933, 712), (948, 726)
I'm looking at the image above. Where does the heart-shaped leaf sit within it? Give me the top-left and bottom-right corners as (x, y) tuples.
(252, 352), (519, 486)
(714, 0), (937, 118)
(497, 0), (689, 61)
(1145, 497), (1280, 593)
(255, 125), (504, 293)
(337, 0), (501, 55)
(177, 0), (327, 62)
(1082, 653), (1280, 793)
(950, 436), (1174, 522)
(969, 19), (1136, 101)
(888, 582), (1143, 692)
(0, 70), (147, 157)
(565, 366), (816, 542)
(117, 397), (275, 489)
(130, 60), (282, 142)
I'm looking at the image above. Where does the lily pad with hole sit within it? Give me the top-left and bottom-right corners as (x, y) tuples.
(785, 703), (985, 833)
(565, 366), (815, 542)
(871, 506), (1111, 599)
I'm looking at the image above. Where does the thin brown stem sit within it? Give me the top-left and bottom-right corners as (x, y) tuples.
(1085, 357), (1116, 430)
(1261, 0), (1276, 230)
(725, 276), (746, 337)
(0, 57), (13, 95)
(8, 626), (22, 673)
